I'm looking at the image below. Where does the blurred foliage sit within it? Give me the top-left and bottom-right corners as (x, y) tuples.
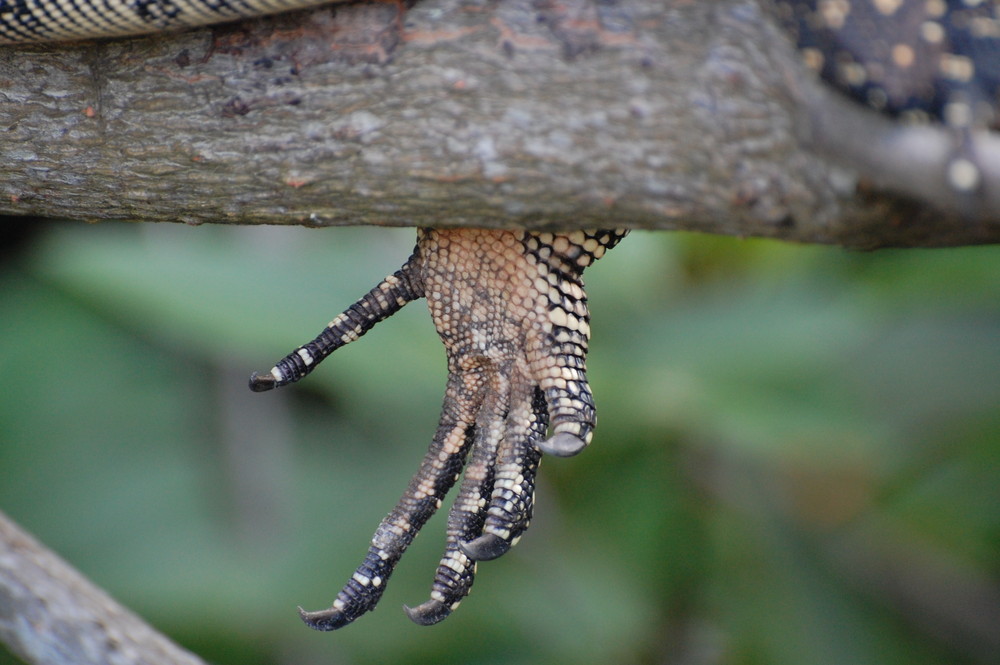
(1, 221), (998, 665)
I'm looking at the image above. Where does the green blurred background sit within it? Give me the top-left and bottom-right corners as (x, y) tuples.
(1, 221), (998, 665)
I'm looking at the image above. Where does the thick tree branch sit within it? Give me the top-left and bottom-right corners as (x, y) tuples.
(0, 0), (997, 247)
(0, 510), (206, 665)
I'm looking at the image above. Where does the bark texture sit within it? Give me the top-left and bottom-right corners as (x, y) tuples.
(0, 510), (206, 665)
(0, 0), (998, 247)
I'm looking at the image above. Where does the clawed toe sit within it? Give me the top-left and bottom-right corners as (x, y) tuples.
(460, 533), (511, 561)
(403, 599), (452, 626)
(537, 431), (587, 457)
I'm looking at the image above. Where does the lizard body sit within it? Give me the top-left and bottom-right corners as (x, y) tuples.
(773, 0), (1000, 192)
(0, 0), (339, 43)
(6, 0), (998, 631)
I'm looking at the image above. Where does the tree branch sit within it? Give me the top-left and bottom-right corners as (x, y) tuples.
(0, 0), (997, 247)
(0, 510), (206, 665)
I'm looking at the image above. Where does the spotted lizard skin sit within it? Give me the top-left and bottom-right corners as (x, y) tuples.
(774, 0), (1000, 125)
(0, 0), (339, 43)
(250, 228), (627, 629)
(773, 0), (1000, 191)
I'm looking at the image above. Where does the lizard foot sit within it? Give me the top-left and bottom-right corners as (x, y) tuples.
(252, 228), (626, 629)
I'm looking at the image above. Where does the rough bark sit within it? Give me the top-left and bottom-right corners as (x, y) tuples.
(0, 0), (998, 248)
(0, 510), (206, 665)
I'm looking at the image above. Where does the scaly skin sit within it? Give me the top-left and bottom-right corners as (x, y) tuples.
(773, 0), (1000, 192)
(250, 227), (627, 629)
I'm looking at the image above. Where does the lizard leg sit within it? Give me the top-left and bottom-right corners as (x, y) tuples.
(249, 255), (423, 392)
(404, 367), (510, 625)
(299, 370), (483, 631)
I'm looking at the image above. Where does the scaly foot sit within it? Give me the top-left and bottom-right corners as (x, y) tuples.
(251, 228), (626, 630)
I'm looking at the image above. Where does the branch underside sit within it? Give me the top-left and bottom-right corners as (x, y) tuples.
(0, 0), (996, 247)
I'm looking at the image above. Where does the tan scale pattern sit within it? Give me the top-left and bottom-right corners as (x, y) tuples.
(253, 227), (626, 630)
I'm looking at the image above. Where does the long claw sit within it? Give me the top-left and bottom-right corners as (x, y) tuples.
(537, 431), (587, 457)
(298, 606), (351, 632)
(403, 599), (452, 626)
(248, 370), (276, 392)
(459, 533), (511, 561)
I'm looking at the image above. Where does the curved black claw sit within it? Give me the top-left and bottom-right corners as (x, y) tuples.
(298, 606), (351, 632)
(459, 533), (511, 561)
(403, 599), (452, 626)
(537, 432), (587, 457)
(248, 370), (276, 392)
